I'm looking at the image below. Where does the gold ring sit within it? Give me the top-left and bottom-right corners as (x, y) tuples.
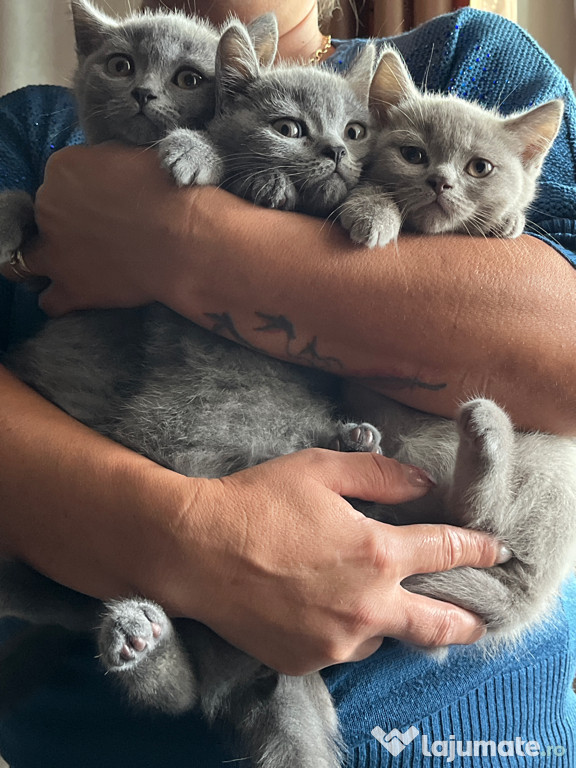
(8, 249), (33, 281)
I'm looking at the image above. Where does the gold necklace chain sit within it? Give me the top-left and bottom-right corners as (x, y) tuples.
(309, 34), (332, 65)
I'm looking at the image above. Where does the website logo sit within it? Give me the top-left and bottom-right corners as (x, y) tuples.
(371, 725), (566, 762)
(371, 726), (420, 756)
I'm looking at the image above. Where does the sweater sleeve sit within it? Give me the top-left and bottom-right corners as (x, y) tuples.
(0, 85), (84, 349)
(0, 84), (83, 195)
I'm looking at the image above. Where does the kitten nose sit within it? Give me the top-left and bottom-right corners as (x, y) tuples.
(131, 88), (157, 108)
(322, 145), (347, 165)
(427, 177), (453, 194)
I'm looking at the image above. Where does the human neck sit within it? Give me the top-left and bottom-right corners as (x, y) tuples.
(141, 1), (328, 62)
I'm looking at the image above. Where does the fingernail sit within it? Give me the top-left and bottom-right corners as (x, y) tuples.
(496, 544), (513, 564)
(403, 464), (437, 487)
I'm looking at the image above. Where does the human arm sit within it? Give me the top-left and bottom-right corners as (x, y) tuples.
(23, 143), (576, 434)
(0, 364), (507, 672)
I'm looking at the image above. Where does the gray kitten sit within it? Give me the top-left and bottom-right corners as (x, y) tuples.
(2, 19), (574, 768)
(158, 23), (375, 218)
(0, 11), (380, 768)
(340, 47), (564, 247)
(0, 0), (221, 271)
(335, 48), (576, 643)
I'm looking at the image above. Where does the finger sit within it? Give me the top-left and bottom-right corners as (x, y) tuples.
(306, 450), (435, 504)
(391, 590), (487, 647)
(391, 523), (509, 578)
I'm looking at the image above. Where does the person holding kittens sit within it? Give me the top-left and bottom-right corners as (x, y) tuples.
(0, 0), (575, 766)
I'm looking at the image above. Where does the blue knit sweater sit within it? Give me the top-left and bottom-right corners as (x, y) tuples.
(1, 9), (576, 768)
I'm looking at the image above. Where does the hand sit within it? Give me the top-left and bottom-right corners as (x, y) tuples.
(157, 449), (506, 675)
(23, 144), (201, 315)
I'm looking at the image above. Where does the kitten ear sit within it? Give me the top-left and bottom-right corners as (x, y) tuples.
(71, 0), (118, 58)
(216, 23), (260, 107)
(503, 99), (564, 170)
(344, 44), (376, 107)
(245, 13), (278, 69)
(370, 47), (419, 122)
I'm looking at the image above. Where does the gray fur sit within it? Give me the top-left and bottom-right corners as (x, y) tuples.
(345, 388), (576, 645)
(71, 0), (220, 145)
(1, 16), (575, 768)
(159, 22), (375, 217)
(340, 47), (564, 246)
(0, 0), (221, 270)
(0, 7), (374, 767)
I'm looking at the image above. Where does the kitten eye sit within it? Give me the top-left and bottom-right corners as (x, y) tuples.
(466, 158), (494, 177)
(173, 68), (203, 90)
(106, 54), (134, 78)
(345, 122), (367, 141)
(272, 119), (305, 139)
(400, 146), (428, 164)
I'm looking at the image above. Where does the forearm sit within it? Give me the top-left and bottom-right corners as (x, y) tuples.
(28, 146), (576, 433)
(163, 190), (576, 433)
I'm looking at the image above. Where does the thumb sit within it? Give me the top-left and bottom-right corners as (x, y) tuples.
(306, 449), (435, 505)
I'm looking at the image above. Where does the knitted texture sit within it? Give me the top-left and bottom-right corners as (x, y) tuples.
(0, 9), (575, 767)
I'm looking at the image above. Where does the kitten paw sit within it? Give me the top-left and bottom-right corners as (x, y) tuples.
(330, 422), (382, 453)
(159, 129), (222, 187)
(240, 171), (296, 210)
(98, 598), (171, 671)
(490, 211), (525, 239)
(339, 189), (401, 248)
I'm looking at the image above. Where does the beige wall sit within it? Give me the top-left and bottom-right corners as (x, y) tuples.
(1, 0), (575, 97)
(0, 0), (132, 96)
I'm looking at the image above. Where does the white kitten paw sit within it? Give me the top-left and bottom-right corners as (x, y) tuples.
(98, 598), (171, 671)
(159, 129), (222, 187)
(340, 187), (401, 248)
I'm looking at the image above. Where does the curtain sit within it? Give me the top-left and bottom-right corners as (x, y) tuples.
(328, 0), (517, 38)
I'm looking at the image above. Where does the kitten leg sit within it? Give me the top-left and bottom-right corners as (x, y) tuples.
(158, 128), (224, 187)
(404, 399), (576, 640)
(222, 672), (342, 768)
(98, 598), (198, 714)
(447, 398), (515, 530)
(339, 184), (401, 248)
(0, 560), (100, 632)
(179, 623), (342, 768)
(0, 190), (36, 266)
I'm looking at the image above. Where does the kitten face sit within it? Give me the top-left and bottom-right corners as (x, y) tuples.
(370, 97), (533, 235)
(368, 48), (563, 236)
(72, 1), (220, 145)
(213, 68), (373, 216)
(208, 28), (375, 217)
